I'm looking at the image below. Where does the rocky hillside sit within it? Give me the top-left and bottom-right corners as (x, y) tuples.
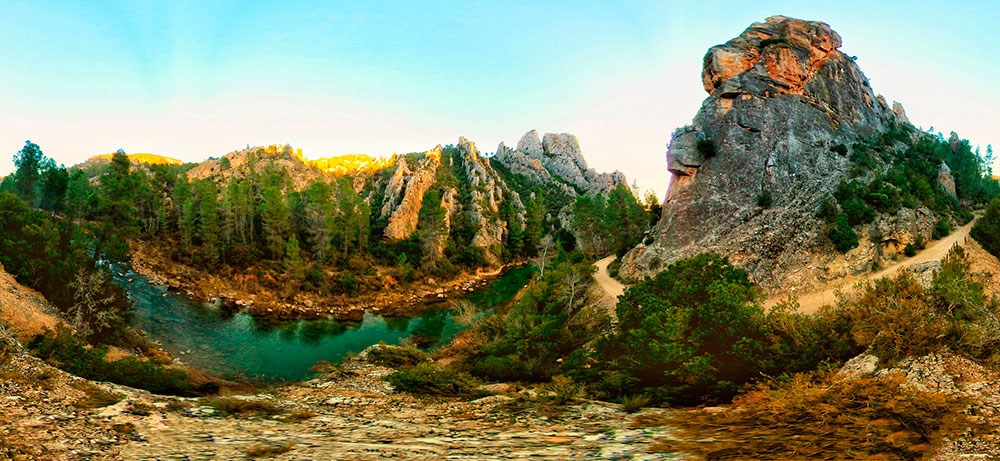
(78, 152), (183, 170)
(175, 132), (626, 266)
(620, 16), (993, 293)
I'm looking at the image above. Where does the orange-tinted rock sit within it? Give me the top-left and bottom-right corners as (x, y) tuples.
(702, 16), (843, 97)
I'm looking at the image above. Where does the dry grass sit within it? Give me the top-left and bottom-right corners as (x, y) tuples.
(245, 443), (295, 458)
(278, 410), (317, 423)
(203, 397), (282, 417)
(646, 371), (980, 459)
(72, 382), (124, 409)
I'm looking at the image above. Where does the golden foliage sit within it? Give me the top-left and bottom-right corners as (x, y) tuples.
(646, 370), (980, 459)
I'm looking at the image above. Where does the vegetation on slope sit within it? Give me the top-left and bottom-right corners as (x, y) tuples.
(821, 126), (996, 252)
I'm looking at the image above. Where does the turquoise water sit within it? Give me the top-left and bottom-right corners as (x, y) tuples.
(115, 265), (533, 381)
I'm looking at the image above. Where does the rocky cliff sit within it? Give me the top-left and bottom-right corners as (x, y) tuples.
(494, 130), (626, 197)
(619, 16), (930, 292)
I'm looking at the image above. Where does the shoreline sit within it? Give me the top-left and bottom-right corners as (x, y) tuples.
(127, 243), (528, 323)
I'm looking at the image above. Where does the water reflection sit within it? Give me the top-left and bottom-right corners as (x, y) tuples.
(113, 265), (534, 381)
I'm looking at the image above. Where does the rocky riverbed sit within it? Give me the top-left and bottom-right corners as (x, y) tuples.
(0, 331), (679, 460)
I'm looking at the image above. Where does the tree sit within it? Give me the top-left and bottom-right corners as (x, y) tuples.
(829, 214), (859, 253)
(972, 197), (1000, 258)
(96, 149), (139, 263)
(284, 234), (304, 282)
(12, 141), (45, 205)
(67, 268), (129, 339)
(40, 165), (69, 212)
(594, 253), (763, 404)
(533, 235), (553, 277)
(64, 170), (91, 224)
(196, 180), (221, 262)
(260, 185), (291, 258)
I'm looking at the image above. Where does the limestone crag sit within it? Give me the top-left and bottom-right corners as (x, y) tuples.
(380, 146), (443, 240)
(619, 16), (913, 291)
(494, 130), (626, 196)
(185, 145), (327, 191)
(938, 161), (957, 198)
(457, 137), (524, 264)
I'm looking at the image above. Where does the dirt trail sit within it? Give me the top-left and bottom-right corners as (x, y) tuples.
(593, 255), (626, 300)
(766, 218), (978, 313)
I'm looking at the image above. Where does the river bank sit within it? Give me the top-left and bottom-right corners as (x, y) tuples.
(129, 241), (529, 322)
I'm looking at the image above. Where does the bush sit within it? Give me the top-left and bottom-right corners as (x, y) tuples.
(830, 143), (848, 156)
(932, 216), (951, 239)
(828, 214), (859, 253)
(202, 397), (281, 417)
(591, 253), (764, 404)
(756, 190), (772, 208)
(904, 243), (917, 257)
(29, 327), (206, 396)
(820, 246), (995, 363)
(817, 197), (839, 223)
(696, 139), (717, 158)
(620, 394), (650, 413)
(973, 197), (1000, 258)
(536, 375), (586, 405)
(386, 363), (479, 396)
(649, 371), (977, 459)
(366, 345), (427, 368)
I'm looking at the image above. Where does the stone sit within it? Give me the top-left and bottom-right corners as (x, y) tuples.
(938, 160), (957, 198)
(619, 16), (914, 294)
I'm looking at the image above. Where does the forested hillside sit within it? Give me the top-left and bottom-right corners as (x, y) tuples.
(1, 133), (654, 319)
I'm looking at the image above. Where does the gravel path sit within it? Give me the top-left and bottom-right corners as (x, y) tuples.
(765, 218), (978, 313)
(593, 256), (626, 300)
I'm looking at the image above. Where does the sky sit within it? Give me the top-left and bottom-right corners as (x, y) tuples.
(1, 1), (999, 198)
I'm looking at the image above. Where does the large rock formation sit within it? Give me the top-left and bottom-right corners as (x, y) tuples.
(494, 130), (626, 196)
(380, 147), (443, 240)
(619, 16), (914, 291)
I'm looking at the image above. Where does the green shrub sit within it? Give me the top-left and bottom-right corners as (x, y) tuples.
(973, 197), (1000, 258)
(386, 363), (479, 396)
(817, 197), (839, 223)
(28, 328), (206, 396)
(756, 190), (773, 208)
(366, 345), (427, 368)
(904, 244), (917, 257)
(932, 216), (951, 239)
(591, 253), (764, 404)
(829, 214), (859, 253)
(536, 375), (586, 405)
(830, 143), (848, 156)
(621, 394), (651, 413)
(696, 139), (717, 158)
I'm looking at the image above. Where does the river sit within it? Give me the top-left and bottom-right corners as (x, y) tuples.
(112, 265), (533, 382)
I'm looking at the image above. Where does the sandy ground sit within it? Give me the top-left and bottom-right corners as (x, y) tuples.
(593, 256), (626, 300)
(765, 218), (978, 314)
(0, 263), (67, 340)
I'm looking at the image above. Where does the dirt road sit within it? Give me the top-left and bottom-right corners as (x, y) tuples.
(593, 255), (626, 300)
(765, 218), (977, 313)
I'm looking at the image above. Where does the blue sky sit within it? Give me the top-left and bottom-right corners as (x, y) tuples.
(2, 1), (999, 197)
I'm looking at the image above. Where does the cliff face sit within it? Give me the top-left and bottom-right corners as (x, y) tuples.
(494, 130), (626, 197)
(619, 16), (920, 291)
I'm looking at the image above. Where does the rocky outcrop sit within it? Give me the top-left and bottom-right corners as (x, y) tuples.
(494, 130), (626, 196)
(938, 161), (957, 198)
(456, 138), (520, 265)
(619, 16), (907, 290)
(892, 101), (910, 125)
(185, 145), (326, 191)
(380, 147), (443, 240)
